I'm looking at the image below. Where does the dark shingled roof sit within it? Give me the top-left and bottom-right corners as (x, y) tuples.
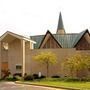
(31, 29), (89, 49)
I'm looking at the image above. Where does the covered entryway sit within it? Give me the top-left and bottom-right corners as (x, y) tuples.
(0, 31), (36, 78)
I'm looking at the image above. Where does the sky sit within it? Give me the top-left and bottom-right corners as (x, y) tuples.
(0, 0), (90, 36)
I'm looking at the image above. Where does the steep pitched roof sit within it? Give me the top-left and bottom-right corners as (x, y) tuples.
(31, 29), (89, 49)
(57, 12), (64, 30)
(57, 12), (65, 34)
(73, 29), (90, 47)
(39, 30), (62, 48)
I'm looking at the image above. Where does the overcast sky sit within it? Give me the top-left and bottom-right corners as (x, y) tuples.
(0, 0), (90, 36)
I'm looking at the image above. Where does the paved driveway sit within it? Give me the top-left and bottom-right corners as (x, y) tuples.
(0, 82), (65, 90)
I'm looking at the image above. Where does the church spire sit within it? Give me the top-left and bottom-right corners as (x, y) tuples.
(56, 12), (65, 34)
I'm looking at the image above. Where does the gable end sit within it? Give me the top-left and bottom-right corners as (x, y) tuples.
(39, 30), (62, 48)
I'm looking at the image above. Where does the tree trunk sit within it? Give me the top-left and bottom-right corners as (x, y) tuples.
(46, 61), (49, 77)
(70, 69), (73, 78)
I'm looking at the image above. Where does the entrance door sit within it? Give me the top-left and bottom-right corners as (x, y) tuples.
(1, 62), (9, 78)
(1, 62), (8, 71)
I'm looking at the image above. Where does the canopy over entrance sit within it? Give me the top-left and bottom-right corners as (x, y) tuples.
(0, 31), (36, 43)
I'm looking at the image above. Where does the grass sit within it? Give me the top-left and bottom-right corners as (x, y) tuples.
(23, 78), (90, 90)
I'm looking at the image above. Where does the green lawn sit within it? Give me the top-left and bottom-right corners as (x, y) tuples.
(25, 80), (90, 90)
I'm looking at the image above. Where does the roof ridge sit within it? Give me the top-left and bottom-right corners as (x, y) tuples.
(30, 34), (45, 37)
(53, 33), (79, 35)
(6, 31), (30, 39)
(31, 33), (79, 37)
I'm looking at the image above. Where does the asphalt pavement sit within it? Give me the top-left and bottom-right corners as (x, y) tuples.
(0, 82), (65, 90)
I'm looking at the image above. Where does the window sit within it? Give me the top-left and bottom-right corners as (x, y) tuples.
(3, 42), (8, 50)
(30, 42), (34, 49)
(16, 64), (22, 70)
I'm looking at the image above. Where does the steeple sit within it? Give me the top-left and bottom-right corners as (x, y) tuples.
(56, 12), (65, 34)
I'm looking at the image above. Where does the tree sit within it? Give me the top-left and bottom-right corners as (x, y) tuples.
(34, 52), (57, 77)
(62, 53), (90, 78)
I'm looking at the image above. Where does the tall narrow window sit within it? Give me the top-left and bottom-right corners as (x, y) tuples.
(30, 42), (34, 49)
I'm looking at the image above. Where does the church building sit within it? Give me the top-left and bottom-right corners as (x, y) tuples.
(0, 13), (90, 78)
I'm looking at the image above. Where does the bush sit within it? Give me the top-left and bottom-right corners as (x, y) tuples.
(80, 77), (90, 82)
(13, 73), (22, 77)
(6, 75), (18, 81)
(1, 70), (11, 79)
(40, 75), (46, 79)
(15, 76), (22, 81)
(24, 75), (34, 81)
(51, 75), (60, 78)
(32, 74), (46, 79)
(33, 74), (39, 79)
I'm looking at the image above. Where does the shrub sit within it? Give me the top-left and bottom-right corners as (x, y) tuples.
(1, 70), (11, 79)
(33, 74), (39, 79)
(13, 73), (22, 77)
(0, 79), (2, 81)
(32, 74), (46, 79)
(80, 77), (90, 82)
(6, 75), (18, 81)
(24, 75), (34, 81)
(51, 75), (60, 78)
(14, 76), (22, 81)
(40, 75), (46, 79)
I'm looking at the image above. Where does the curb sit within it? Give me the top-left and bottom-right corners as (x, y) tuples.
(15, 81), (80, 90)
